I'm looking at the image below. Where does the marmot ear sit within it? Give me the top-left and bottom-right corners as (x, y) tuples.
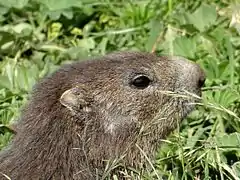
(60, 87), (91, 112)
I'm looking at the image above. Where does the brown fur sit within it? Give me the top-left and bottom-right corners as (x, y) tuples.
(0, 51), (205, 179)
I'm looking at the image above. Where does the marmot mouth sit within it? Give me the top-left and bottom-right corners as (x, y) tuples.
(170, 89), (202, 120)
(180, 100), (197, 119)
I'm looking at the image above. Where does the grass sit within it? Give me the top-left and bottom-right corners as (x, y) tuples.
(0, 0), (240, 179)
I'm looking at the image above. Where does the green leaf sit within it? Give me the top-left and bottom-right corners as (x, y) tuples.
(65, 47), (89, 60)
(45, 8), (74, 20)
(185, 127), (205, 150)
(76, 38), (96, 50)
(0, 6), (9, 15)
(97, 37), (108, 55)
(0, 0), (29, 9)
(12, 23), (33, 36)
(184, 4), (217, 32)
(215, 133), (240, 151)
(0, 31), (14, 47)
(172, 37), (196, 59)
(14, 64), (38, 91)
(232, 162), (240, 178)
(39, 0), (82, 11)
(4, 62), (14, 91)
(214, 89), (239, 108)
(0, 76), (11, 89)
(145, 19), (163, 52)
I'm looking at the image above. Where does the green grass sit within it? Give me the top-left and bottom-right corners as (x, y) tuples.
(0, 0), (240, 179)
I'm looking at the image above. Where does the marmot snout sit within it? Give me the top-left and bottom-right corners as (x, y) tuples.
(171, 56), (205, 95)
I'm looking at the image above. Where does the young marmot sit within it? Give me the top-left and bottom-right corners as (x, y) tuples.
(0, 51), (205, 179)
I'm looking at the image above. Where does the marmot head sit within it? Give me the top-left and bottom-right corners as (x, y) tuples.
(59, 52), (205, 138)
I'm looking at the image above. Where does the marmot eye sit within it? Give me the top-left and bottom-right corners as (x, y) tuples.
(131, 75), (151, 89)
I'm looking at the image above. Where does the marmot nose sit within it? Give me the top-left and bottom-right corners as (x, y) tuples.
(197, 69), (206, 88)
(191, 63), (206, 89)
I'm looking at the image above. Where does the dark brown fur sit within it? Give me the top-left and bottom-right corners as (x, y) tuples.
(0, 52), (205, 179)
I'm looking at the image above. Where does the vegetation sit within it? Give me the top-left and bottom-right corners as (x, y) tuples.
(0, 0), (239, 179)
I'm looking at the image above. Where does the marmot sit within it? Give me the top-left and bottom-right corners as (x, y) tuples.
(0, 51), (205, 179)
